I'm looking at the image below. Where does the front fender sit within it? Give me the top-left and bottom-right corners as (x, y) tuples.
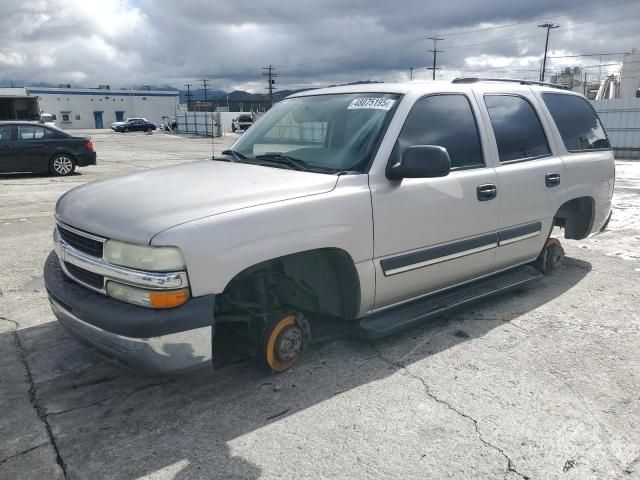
(151, 175), (374, 298)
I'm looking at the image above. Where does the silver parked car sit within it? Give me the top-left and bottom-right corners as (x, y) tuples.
(231, 114), (253, 132)
(45, 79), (614, 374)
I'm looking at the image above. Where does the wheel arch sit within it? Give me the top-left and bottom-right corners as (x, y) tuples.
(219, 247), (361, 321)
(49, 150), (77, 162)
(553, 196), (595, 240)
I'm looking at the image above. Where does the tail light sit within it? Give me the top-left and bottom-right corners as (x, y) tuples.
(86, 139), (94, 151)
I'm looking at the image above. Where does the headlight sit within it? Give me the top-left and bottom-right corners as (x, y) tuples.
(107, 281), (190, 309)
(104, 240), (185, 271)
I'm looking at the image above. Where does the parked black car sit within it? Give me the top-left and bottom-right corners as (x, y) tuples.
(0, 121), (96, 176)
(111, 118), (156, 133)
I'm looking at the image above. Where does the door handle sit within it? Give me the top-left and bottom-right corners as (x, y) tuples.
(477, 184), (497, 201)
(545, 173), (561, 188)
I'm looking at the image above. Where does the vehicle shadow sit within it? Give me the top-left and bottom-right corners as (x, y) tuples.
(10, 257), (591, 479)
(0, 171), (81, 179)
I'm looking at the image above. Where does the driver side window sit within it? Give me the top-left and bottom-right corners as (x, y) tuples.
(397, 94), (484, 169)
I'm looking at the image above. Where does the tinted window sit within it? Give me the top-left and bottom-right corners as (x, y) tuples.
(542, 93), (610, 151)
(397, 94), (484, 169)
(484, 95), (551, 162)
(44, 127), (67, 139)
(18, 126), (46, 140)
(0, 126), (12, 140)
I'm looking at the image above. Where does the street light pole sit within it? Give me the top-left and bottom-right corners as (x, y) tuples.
(538, 22), (559, 82)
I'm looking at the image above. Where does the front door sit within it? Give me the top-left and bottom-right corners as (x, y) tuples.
(476, 90), (566, 270)
(371, 93), (500, 308)
(93, 111), (103, 129)
(0, 125), (16, 173)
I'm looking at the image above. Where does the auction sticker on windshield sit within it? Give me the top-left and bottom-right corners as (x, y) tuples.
(347, 97), (396, 110)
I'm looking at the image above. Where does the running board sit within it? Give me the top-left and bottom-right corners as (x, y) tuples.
(359, 265), (543, 339)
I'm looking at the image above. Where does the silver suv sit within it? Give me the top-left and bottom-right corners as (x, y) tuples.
(44, 79), (614, 373)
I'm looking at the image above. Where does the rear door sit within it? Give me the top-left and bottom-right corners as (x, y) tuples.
(16, 125), (53, 172)
(0, 125), (16, 173)
(475, 88), (566, 270)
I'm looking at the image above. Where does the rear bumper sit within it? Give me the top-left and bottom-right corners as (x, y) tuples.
(76, 151), (97, 166)
(44, 251), (215, 373)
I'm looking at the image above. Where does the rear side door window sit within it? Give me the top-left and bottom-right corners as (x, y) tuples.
(542, 93), (610, 151)
(0, 125), (13, 141)
(18, 126), (46, 140)
(397, 94), (484, 169)
(484, 95), (551, 162)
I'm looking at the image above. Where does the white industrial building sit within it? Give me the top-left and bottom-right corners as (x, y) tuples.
(619, 48), (640, 98)
(0, 86), (179, 129)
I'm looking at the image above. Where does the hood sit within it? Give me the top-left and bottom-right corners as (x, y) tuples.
(56, 160), (338, 244)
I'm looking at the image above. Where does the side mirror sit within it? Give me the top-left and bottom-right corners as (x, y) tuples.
(386, 145), (451, 180)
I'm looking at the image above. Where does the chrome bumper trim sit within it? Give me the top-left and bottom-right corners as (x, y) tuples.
(53, 227), (188, 294)
(57, 221), (107, 243)
(50, 298), (212, 373)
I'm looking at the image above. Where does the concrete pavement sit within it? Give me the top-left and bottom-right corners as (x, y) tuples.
(0, 131), (638, 479)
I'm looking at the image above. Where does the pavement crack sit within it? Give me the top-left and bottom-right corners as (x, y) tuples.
(0, 443), (47, 466)
(0, 316), (19, 330)
(10, 325), (70, 479)
(369, 343), (530, 480)
(46, 398), (111, 417)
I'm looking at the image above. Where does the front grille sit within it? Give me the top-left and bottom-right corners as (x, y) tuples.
(58, 225), (104, 258)
(64, 262), (104, 290)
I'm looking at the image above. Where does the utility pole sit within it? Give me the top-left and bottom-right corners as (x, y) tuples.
(409, 67), (414, 81)
(201, 79), (209, 112)
(262, 65), (278, 107)
(538, 23), (559, 82)
(184, 83), (192, 111)
(427, 37), (443, 81)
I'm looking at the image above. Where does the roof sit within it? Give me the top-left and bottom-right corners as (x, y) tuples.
(25, 87), (178, 98)
(286, 79), (580, 99)
(0, 120), (54, 126)
(0, 87), (28, 97)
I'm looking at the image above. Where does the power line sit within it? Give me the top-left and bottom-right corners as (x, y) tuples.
(547, 52), (626, 59)
(442, 0), (637, 36)
(274, 0), (638, 72)
(187, 8), (637, 87)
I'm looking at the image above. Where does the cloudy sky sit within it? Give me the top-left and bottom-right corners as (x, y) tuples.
(1, 0), (638, 92)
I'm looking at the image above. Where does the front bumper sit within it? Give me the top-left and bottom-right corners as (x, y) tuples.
(44, 251), (216, 373)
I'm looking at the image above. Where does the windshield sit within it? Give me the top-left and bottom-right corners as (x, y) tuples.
(231, 93), (400, 173)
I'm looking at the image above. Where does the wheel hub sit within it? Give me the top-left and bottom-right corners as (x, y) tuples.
(274, 325), (303, 362)
(54, 157), (72, 174)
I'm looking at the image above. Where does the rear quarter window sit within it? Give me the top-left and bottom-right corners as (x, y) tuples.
(542, 93), (610, 151)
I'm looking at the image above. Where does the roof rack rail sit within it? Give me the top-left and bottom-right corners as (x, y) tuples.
(451, 77), (569, 90)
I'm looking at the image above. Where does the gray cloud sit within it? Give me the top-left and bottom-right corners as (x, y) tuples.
(0, 0), (638, 92)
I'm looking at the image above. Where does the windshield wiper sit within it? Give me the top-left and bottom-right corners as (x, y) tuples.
(218, 149), (248, 162)
(254, 153), (311, 171)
